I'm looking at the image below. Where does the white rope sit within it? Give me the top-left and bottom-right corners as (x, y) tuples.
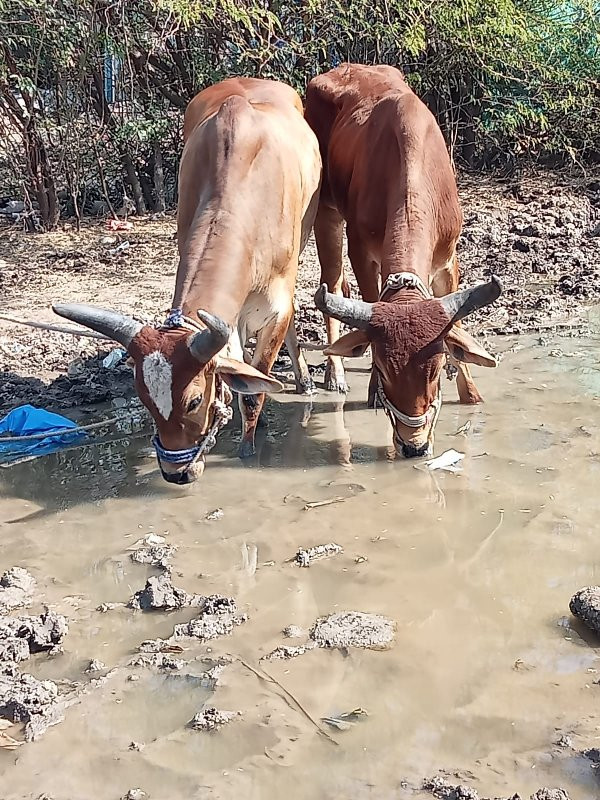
(379, 271), (432, 300)
(0, 313), (110, 340)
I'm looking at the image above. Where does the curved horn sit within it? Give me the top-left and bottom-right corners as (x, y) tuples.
(52, 303), (143, 348)
(314, 284), (373, 330)
(189, 310), (232, 363)
(439, 275), (502, 324)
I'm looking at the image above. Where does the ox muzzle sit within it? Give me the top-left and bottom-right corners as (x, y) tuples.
(151, 381), (234, 484)
(373, 369), (442, 459)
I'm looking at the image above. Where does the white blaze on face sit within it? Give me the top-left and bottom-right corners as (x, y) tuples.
(142, 351), (173, 420)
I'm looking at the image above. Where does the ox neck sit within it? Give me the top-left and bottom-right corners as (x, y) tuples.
(172, 208), (253, 328)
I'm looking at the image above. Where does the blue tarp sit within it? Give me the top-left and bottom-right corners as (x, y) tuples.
(0, 405), (86, 463)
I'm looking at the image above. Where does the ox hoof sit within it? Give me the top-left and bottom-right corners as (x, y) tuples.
(238, 439), (256, 459)
(459, 391), (483, 405)
(296, 377), (317, 396)
(324, 370), (349, 394)
(325, 378), (349, 394)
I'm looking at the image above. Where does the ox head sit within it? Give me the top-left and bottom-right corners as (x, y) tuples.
(52, 304), (282, 484)
(315, 276), (501, 458)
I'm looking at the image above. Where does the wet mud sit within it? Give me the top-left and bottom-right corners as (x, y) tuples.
(0, 334), (599, 797)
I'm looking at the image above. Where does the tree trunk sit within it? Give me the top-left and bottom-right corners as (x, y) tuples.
(122, 152), (146, 215)
(139, 166), (154, 211)
(153, 142), (165, 212)
(24, 122), (59, 231)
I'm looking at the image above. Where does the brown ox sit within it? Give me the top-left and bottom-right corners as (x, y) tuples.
(305, 64), (501, 458)
(53, 77), (322, 483)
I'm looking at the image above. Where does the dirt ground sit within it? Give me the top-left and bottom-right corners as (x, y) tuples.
(0, 171), (599, 413)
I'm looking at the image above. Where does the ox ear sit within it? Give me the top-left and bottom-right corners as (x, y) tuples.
(216, 357), (284, 394)
(324, 330), (370, 358)
(444, 327), (497, 367)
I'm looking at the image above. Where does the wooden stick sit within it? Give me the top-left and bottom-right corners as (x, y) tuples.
(234, 655), (339, 745)
(0, 313), (111, 340)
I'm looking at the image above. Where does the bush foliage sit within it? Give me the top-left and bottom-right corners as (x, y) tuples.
(0, 0), (598, 229)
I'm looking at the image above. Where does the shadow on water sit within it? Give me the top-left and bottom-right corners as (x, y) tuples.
(0, 392), (392, 523)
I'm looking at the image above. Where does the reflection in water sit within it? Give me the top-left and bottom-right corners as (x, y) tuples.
(0, 337), (600, 800)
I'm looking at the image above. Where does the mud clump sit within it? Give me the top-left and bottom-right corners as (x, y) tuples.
(137, 638), (183, 654)
(0, 637), (30, 663)
(129, 575), (202, 611)
(582, 747), (600, 767)
(310, 611), (395, 650)
(174, 612), (246, 642)
(423, 778), (572, 800)
(122, 790), (147, 800)
(189, 706), (241, 731)
(294, 543), (343, 567)
(569, 586), (600, 634)
(0, 610), (68, 660)
(423, 777), (480, 800)
(130, 544), (177, 571)
(0, 567), (36, 613)
(262, 643), (317, 661)
(84, 659), (106, 673)
(173, 595), (246, 642)
(200, 595), (238, 616)
(129, 653), (186, 670)
(0, 663), (60, 724)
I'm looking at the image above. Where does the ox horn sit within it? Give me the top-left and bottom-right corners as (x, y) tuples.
(52, 303), (143, 348)
(439, 275), (502, 324)
(314, 284), (373, 330)
(189, 310), (232, 363)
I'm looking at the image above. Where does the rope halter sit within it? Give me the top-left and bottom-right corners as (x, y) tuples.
(151, 308), (234, 468)
(373, 272), (444, 441)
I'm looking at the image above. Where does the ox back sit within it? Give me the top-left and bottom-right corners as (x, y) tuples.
(54, 77), (322, 483)
(305, 64), (500, 457)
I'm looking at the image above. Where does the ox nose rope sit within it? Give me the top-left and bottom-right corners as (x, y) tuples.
(161, 307), (202, 333)
(374, 371), (442, 429)
(151, 309), (234, 469)
(151, 380), (234, 468)
(380, 271), (431, 301)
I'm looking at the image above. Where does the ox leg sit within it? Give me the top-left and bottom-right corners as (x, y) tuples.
(348, 231), (380, 405)
(285, 316), (316, 395)
(432, 256), (483, 404)
(314, 204), (348, 393)
(238, 313), (291, 459)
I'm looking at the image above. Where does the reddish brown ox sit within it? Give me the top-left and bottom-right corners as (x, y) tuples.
(305, 64), (501, 458)
(53, 77), (322, 483)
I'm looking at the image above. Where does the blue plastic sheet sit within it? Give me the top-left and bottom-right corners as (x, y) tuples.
(0, 404), (86, 464)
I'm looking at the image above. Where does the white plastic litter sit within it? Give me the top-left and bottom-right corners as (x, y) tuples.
(422, 449), (465, 472)
(102, 348), (126, 368)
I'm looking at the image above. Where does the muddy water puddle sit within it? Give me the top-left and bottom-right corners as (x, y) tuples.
(1, 335), (600, 800)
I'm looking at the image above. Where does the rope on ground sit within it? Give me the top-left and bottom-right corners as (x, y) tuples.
(0, 313), (110, 340)
(0, 417), (117, 442)
(0, 427), (148, 468)
(0, 314), (330, 349)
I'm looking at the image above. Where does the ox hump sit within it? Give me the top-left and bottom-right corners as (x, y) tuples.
(142, 351), (173, 420)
